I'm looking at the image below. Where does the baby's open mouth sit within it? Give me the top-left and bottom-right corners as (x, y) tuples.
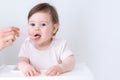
(34, 34), (41, 39)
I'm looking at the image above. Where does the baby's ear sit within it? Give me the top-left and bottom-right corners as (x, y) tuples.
(53, 23), (59, 35)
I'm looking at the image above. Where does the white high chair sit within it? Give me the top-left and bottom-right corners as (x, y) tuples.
(0, 63), (94, 80)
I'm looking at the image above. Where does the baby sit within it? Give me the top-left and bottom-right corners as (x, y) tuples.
(17, 3), (75, 77)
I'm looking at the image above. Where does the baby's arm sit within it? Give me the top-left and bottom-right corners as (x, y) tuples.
(17, 57), (40, 76)
(46, 55), (75, 76)
(59, 55), (75, 73)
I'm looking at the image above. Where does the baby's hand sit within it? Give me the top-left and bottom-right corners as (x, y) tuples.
(45, 65), (63, 76)
(22, 64), (40, 77)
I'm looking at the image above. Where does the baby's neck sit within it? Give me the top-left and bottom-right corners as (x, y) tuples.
(35, 39), (53, 50)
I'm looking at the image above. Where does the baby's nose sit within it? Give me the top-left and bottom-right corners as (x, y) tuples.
(35, 26), (40, 31)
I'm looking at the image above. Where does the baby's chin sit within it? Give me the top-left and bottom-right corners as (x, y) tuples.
(30, 39), (42, 46)
(30, 37), (41, 43)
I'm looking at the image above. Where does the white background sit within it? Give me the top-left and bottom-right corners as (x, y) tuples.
(0, 0), (120, 80)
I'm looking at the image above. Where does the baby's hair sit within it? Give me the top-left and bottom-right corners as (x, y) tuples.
(28, 3), (59, 24)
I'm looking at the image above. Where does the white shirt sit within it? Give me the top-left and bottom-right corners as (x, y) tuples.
(18, 38), (73, 69)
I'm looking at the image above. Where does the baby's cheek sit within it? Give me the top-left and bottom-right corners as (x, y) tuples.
(28, 30), (34, 36)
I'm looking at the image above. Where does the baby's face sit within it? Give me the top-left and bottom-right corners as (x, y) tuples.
(28, 12), (58, 48)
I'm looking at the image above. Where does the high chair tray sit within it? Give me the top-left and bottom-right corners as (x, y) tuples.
(0, 63), (94, 80)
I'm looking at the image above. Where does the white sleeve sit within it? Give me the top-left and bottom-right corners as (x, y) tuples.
(18, 39), (30, 58)
(60, 40), (73, 61)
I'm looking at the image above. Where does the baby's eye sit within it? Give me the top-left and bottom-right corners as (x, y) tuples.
(41, 23), (46, 27)
(30, 23), (35, 26)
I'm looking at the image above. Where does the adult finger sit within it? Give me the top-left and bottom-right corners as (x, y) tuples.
(4, 31), (15, 37)
(2, 27), (20, 36)
(3, 35), (15, 46)
(9, 27), (20, 37)
(12, 27), (20, 37)
(3, 27), (19, 32)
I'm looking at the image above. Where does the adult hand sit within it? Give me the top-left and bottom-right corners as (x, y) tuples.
(0, 27), (20, 50)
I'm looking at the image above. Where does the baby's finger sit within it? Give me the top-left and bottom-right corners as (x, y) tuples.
(25, 72), (30, 77)
(46, 70), (57, 76)
(29, 71), (34, 76)
(35, 67), (40, 73)
(56, 72), (60, 76)
(32, 68), (40, 76)
(45, 68), (53, 76)
(50, 71), (57, 76)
